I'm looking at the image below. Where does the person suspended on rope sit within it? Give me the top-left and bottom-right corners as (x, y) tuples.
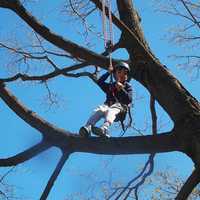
(79, 62), (132, 138)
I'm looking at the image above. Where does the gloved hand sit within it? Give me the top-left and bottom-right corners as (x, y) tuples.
(115, 81), (124, 91)
(108, 64), (114, 74)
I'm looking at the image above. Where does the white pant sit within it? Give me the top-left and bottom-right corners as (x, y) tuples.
(86, 103), (122, 127)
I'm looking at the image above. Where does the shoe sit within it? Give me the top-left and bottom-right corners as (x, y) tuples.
(92, 126), (110, 138)
(79, 126), (91, 137)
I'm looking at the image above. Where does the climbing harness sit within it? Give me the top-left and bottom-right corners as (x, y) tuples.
(112, 89), (133, 133)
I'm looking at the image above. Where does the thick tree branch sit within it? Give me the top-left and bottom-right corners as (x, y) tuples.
(0, 141), (50, 166)
(0, 83), (183, 155)
(0, 83), (183, 157)
(175, 168), (200, 200)
(69, 133), (181, 155)
(116, 0), (157, 60)
(40, 152), (71, 200)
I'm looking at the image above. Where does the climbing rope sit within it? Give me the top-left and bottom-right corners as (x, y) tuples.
(101, 1), (133, 134)
(101, 0), (114, 74)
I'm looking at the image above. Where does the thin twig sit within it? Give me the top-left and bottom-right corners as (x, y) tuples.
(180, 0), (200, 30)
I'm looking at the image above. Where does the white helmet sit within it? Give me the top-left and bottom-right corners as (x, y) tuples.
(115, 62), (130, 72)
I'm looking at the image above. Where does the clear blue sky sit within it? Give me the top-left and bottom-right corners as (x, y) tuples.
(0, 1), (199, 199)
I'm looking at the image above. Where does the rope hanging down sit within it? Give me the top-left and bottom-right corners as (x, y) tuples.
(101, 0), (114, 72)
(101, 0), (133, 134)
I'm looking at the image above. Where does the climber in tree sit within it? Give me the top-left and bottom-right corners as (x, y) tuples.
(79, 62), (132, 138)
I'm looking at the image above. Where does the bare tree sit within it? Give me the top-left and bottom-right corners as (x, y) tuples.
(0, 0), (200, 199)
(149, 169), (200, 200)
(153, 0), (200, 78)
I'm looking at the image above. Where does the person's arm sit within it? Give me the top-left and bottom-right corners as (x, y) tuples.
(97, 65), (113, 84)
(97, 72), (110, 84)
(97, 72), (110, 93)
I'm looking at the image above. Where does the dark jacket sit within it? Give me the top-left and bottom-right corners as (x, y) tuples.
(97, 72), (132, 106)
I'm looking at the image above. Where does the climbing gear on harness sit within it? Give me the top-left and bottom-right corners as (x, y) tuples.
(114, 103), (132, 133)
(108, 82), (132, 132)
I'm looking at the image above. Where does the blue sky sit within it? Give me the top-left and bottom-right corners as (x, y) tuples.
(0, 0), (199, 199)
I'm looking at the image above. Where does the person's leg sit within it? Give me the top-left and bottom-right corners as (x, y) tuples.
(79, 105), (107, 137)
(86, 110), (104, 127)
(102, 107), (121, 134)
(92, 106), (121, 137)
(104, 107), (121, 128)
